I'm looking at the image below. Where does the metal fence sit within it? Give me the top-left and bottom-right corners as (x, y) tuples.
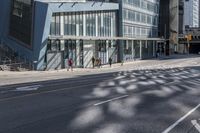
(0, 44), (32, 71)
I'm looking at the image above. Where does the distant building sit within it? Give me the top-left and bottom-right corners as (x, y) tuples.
(183, 0), (199, 32)
(159, 0), (184, 54)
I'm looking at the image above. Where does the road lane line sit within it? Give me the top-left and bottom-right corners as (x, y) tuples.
(94, 95), (129, 106)
(162, 103), (200, 133)
(0, 83), (98, 102)
(191, 120), (200, 132)
(0, 73), (114, 89)
(15, 85), (42, 91)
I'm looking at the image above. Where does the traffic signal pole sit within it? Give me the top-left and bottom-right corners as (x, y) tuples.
(185, 34), (192, 55)
(187, 40), (190, 55)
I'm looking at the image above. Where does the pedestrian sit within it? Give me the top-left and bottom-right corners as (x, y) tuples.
(156, 50), (159, 58)
(99, 58), (102, 68)
(92, 56), (95, 68)
(161, 47), (164, 56)
(96, 58), (99, 68)
(121, 59), (124, 66)
(109, 57), (112, 67)
(68, 58), (73, 71)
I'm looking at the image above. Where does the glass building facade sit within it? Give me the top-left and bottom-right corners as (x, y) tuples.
(121, 0), (159, 61)
(47, 10), (118, 69)
(9, 0), (33, 46)
(50, 11), (116, 37)
(122, 0), (159, 38)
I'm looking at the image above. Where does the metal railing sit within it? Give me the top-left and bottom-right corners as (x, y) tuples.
(0, 44), (32, 71)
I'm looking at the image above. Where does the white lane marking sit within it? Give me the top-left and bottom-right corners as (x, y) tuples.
(0, 72), (114, 88)
(0, 85), (42, 93)
(94, 95), (129, 106)
(162, 104), (200, 133)
(0, 83), (98, 102)
(191, 120), (200, 132)
(15, 85), (42, 91)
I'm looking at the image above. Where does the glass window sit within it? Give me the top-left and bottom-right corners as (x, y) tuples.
(79, 13), (83, 36)
(64, 13), (68, 35)
(52, 11), (117, 38)
(55, 13), (60, 35)
(9, 0), (33, 45)
(136, 12), (140, 22)
(147, 15), (151, 24)
(50, 15), (56, 35)
(68, 13), (72, 35)
(136, 27), (140, 36)
(141, 13), (146, 23)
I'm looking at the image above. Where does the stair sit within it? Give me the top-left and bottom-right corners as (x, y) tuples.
(0, 44), (32, 71)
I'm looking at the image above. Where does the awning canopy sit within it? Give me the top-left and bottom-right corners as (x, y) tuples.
(49, 35), (166, 41)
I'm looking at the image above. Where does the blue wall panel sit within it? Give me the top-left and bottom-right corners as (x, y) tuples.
(0, 0), (10, 42)
(33, 2), (51, 70)
(0, 0), (33, 60)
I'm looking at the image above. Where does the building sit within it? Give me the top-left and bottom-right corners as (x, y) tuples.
(159, 0), (184, 54)
(178, 0), (200, 54)
(0, 0), (164, 70)
(1, 0), (119, 70)
(119, 0), (160, 61)
(183, 0), (199, 30)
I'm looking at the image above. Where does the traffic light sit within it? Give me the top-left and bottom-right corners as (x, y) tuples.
(185, 34), (192, 41)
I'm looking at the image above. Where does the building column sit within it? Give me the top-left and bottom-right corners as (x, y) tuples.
(153, 41), (156, 57)
(132, 40), (135, 60)
(76, 21), (80, 67)
(60, 13), (65, 52)
(60, 13), (65, 68)
(95, 14), (98, 37)
(76, 40), (80, 66)
(140, 40), (142, 59)
(106, 40), (109, 62)
(111, 17), (113, 37)
(60, 13), (64, 36)
(83, 14), (86, 36)
(60, 13), (65, 51)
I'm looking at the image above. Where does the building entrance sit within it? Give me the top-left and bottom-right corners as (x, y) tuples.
(95, 40), (107, 65)
(95, 40), (118, 65)
(123, 40), (141, 61)
(64, 40), (84, 68)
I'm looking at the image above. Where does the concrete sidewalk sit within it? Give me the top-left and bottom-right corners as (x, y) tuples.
(0, 54), (200, 86)
(0, 60), (143, 86)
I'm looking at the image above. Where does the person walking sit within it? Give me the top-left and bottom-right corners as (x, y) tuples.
(92, 56), (95, 68)
(99, 58), (102, 68)
(156, 50), (160, 59)
(109, 57), (112, 67)
(67, 58), (73, 71)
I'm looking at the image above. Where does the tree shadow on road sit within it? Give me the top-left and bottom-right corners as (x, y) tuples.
(0, 66), (200, 133)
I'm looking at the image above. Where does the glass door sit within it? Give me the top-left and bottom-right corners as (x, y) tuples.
(64, 40), (76, 67)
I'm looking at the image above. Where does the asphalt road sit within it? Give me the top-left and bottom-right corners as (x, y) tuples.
(0, 66), (200, 133)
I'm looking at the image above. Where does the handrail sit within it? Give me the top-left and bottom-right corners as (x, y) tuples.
(0, 44), (32, 71)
